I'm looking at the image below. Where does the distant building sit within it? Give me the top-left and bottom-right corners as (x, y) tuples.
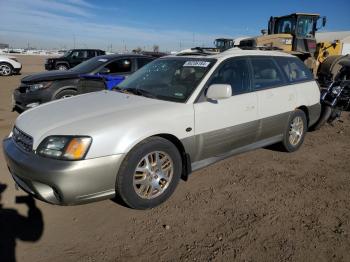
(0, 43), (9, 49)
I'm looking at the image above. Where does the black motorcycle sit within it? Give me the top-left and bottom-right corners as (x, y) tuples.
(313, 80), (350, 130)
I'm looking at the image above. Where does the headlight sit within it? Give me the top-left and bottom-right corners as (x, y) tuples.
(37, 136), (92, 160)
(27, 81), (52, 92)
(332, 86), (342, 95)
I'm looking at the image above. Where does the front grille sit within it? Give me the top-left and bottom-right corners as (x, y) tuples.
(12, 127), (33, 152)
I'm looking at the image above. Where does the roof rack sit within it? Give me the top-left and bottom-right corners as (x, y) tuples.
(238, 46), (283, 51)
(176, 47), (220, 56)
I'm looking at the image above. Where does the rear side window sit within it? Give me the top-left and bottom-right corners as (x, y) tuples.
(104, 59), (132, 73)
(87, 50), (96, 58)
(275, 57), (313, 83)
(250, 57), (285, 90)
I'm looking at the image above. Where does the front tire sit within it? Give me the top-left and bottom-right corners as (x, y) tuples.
(116, 137), (182, 209)
(55, 89), (77, 99)
(0, 63), (13, 76)
(281, 110), (307, 152)
(56, 64), (68, 70)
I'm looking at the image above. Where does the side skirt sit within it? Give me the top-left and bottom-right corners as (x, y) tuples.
(190, 134), (283, 172)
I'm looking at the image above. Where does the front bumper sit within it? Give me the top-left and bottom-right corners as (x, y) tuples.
(13, 88), (51, 112)
(45, 63), (55, 71)
(13, 65), (22, 74)
(3, 138), (125, 205)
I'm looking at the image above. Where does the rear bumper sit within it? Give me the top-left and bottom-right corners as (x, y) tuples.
(3, 137), (125, 205)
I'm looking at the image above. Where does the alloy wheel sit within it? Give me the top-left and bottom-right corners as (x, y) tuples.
(289, 116), (304, 146)
(0, 65), (11, 76)
(133, 151), (174, 199)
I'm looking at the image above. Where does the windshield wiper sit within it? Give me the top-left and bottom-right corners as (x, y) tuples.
(116, 87), (156, 98)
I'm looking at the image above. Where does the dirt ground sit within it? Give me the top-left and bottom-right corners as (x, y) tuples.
(0, 55), (350, 262)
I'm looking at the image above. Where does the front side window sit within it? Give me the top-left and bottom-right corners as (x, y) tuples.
(104, 59), (132, 73)
(275, 17), (296, 34)
(117, 58), (216, 102)
(251, 57), (285, 90)
(275, 57), (314, 83)
(208, 58), (251, 95)
(71, 50), (87, 59)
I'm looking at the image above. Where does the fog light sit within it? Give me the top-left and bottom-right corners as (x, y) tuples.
(27, 102), (40, 108)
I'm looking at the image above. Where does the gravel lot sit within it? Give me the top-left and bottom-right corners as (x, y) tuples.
(0, 55), (350, 262)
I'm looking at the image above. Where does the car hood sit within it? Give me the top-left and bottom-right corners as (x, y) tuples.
(15, 91), (194, 158)
(21, 70), (84, 83)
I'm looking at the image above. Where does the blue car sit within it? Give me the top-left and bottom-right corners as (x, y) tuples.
(13, 54), (156, 112)
(77, 55), (157, 94)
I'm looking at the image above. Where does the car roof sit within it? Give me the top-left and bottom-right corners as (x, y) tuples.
(68, 49), (104, 51)
(170, 48), (295, 62)
(95, 53), (155, 59)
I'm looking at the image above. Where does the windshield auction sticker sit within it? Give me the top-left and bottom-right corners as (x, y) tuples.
(183, 61), (210, 67)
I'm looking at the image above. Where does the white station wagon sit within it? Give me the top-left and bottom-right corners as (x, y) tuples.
(3, 49), (321, 209)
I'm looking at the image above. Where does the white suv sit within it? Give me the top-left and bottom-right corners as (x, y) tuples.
(0, 55), (22, 76)
(3, 49), (321, 209)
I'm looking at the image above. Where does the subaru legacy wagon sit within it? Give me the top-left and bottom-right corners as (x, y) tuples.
(3, 49), (321, 209)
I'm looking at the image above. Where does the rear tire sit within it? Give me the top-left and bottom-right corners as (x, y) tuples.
(281, 110), (307, 152)
(115, 137), (182, 209)
(0, 63), (13, 76)
(54, 89), (77, 99)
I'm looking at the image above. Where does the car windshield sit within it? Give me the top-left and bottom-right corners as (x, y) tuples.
(116, 58), (216, 102)
(69, 57), (109, 73)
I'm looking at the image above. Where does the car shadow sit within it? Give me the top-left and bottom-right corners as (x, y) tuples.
(0, 183), (44, 262)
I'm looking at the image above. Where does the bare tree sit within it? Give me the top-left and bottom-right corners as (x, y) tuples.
(153, 45), (159, 53)
(133, 47), (142, 53)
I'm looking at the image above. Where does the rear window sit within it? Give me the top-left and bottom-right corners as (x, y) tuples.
(250, 57), (285, 90)
(275, 57), (313, 83)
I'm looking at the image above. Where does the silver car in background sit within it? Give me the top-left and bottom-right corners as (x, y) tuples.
(3, 49), (321, 209)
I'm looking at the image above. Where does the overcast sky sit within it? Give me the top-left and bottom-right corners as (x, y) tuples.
(0, 0), (349, 52)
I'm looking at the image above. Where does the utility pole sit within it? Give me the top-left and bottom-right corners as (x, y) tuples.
(73, 34), (76, 49)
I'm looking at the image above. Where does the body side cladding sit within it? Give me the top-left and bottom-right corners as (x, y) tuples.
(191, 135), (283, 172)
(306, 103), (322, 127)
(180, 112), (291, 177)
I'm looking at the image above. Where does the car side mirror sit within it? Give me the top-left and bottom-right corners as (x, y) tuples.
(322, 16), (327, 27)
(99, 68), (110, 74)
(206, 84), (232, 100)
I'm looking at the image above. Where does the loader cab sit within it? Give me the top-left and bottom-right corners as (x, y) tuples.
(268, 13), (325, 55)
